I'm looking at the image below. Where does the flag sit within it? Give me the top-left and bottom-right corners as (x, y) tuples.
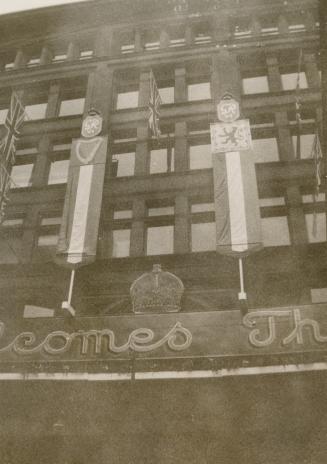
(148, 70), (162, 139)
(56, 135), (108, 268)
(295, 49), (303, 160)
(311, 131), (323, 236)
(0, 92), (25, 223)
(212, 149), (263, 256)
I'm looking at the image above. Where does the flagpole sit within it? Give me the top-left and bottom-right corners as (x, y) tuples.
(238, 258), (247, 301)
(61, 269), (76, 316)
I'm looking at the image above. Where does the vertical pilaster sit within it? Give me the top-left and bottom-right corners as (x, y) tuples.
(160, 28), (170, 49)
(135, 29), (143, 53)
(67, 42), (80, 61)
(174, 66), (187, 103)
(174, 195), (190, 253)
(211, 51), (241, 104)
(30, 136), (52, 187)
(84, 64), (114, 129)
(185, 24), (194, 46)
(210, 15), (231, 42)
(21, 206), (39, 263)
(267, 54), (309, 248)
(174, 121), (188, 172)
(138, 69), (151, 107)
(278, 15), (289, 34)
(304, 53), (320, 88)
(135, 124), (149, 176)
(13, 49), (27, 69)
(266, 54), (282, 92)
(46, 81), (61, 118)
(40, 46), (53, 65)
(95, 26), (116, 57)
(130, 198), (146, 257)
(99, 205), (114, 259)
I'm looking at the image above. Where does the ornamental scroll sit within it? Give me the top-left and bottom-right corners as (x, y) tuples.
(243, 309), (327, 348)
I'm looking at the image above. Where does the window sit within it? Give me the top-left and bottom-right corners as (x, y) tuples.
(158, 86), (174, 104)
(112, 152), (135, 177)
(27, 57), (40, 67)
(36, 216), (61, 262)
(189, 144), (212, 169)
(291, 134), (315, 159)
(252, 138), (279, 163)
(242, 76), (269, 94)
(80, 50), (93, 60)
(11, 163), (33, 188)
(113, 210), (132, 220)
(59, 98), (85, 116)
(48, 159), (69, 184)
(52, 54), (67, 63)
(25, 103), (47, 120)
(148, 206), (174, 216)
(150, 147), (174, 174)
(261, 216), (291, 246)
(116, 90), (139, 109)
(305, 213), (326, 243)
(146, 225), (174, 255)
(144, 31), (160, 51)
(187, 82), (211, 101)
(260, 197), (285, 207)
(311, 288), (327, 303)
(0, 108), (8, 124)
(191, 222), (216, 252)
(191, 203), (214, 213)
(194, 22), (212, 45)
(281, 72), (308, 90)
(112, 229), (130, 257)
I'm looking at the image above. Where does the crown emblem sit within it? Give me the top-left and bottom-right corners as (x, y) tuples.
(130, 264), (184, 314)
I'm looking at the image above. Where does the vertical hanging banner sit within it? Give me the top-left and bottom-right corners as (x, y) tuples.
(56, 110), (107, 268)
(210, 96), (263, 256)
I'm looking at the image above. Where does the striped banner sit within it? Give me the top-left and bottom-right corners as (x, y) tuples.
(56, 136), (107, 268)
(212, 149), (262, 256)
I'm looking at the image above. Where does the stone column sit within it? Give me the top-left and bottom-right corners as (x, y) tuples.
(266, 54), (282, 92)
(130, 198), (146, 257)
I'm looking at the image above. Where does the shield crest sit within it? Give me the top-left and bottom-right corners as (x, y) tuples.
(75, 137), (103, 164)
(217, 96), (240, 123)
(81, 112), (103, 138)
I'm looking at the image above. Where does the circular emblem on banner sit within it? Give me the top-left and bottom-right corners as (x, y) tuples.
(217, 95), (240, 123)
(81, 109), (103, 138)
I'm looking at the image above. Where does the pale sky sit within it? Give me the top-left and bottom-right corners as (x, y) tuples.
(0, 0), (88, 15)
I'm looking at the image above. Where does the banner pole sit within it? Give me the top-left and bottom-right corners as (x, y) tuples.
(238, 258), (247, 301)
(61, 269), (76, 316)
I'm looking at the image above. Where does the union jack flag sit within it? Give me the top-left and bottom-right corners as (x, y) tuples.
(148, 70), (162, 139)
(0, 92), (25, 223)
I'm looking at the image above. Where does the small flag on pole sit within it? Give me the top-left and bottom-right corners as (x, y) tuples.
(148, 70), (162, 139)
(311, 130), (323, 237)
(295, 49), (303, 160)
(0, 92), (25, 223)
